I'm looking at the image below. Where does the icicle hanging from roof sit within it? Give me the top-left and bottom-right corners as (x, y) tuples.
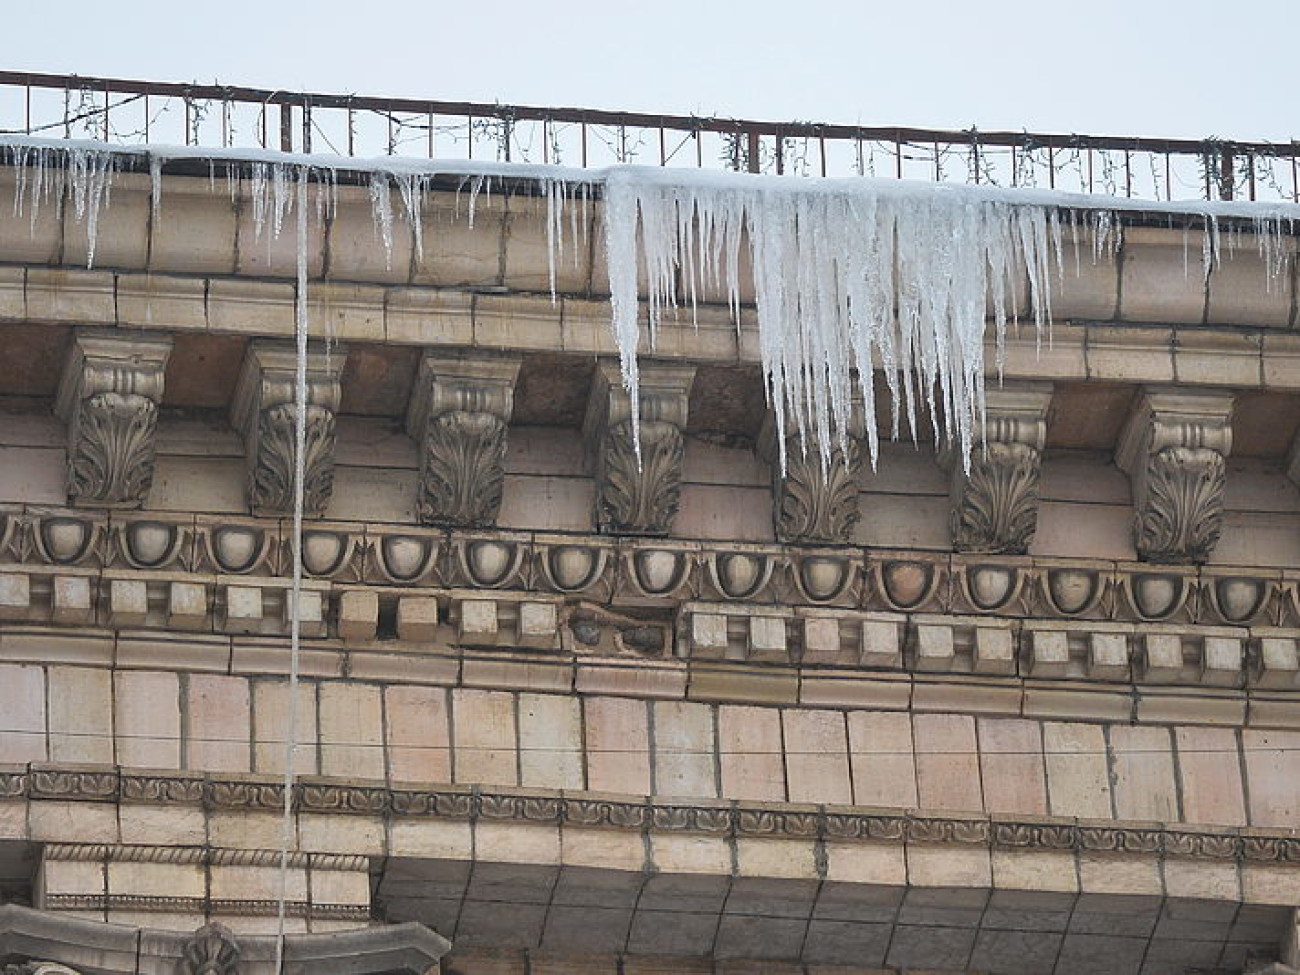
(603, 168), (1066, 473)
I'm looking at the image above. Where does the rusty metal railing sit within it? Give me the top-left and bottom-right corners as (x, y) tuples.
(2, 69), (1298, 203)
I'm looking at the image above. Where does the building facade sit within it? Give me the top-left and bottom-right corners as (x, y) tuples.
(0, 131), (1298, 975)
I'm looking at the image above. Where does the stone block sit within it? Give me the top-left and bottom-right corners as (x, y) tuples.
(782, 709), (851, 805)
(913, 713), (981, 813)
(51, 576), (93, 624)
(1256, 636), (1299, 688)
(518, 601), (559, 649)
(1202, 635), (1244, 686)
(1087, 631), (1130, 679)
(518, 693), (583, 790)
(114, 670), (181, 769)
(1142, 633), (1185, 682)
(749, 615), (789, 659)
(282, 589), (325, 638)
(397, 595), (439, 643)
(459, 599), (499, 644)
(689, 612), (729, 656)
(860, 616), (904, 668)
(109, 579), (149, 626)
(186, 673), (252, 773)
(338, 590), (379, 642)
(653, 700), (717, 799)
(584, 696), (651, 795)
(799, 616), (839, 664)
(223, 585), (264, 634)
(718, 705), (785, 802)
(973, 627), (1015, 674)
(1109, 725), (1178, 822)
(847, 710), (918, 809)
(48, 665), (112, 764)
(914, 623), (955, 671)
(319, 682), (385, 780)
(1043, 721), (1112, 819)
(165, 582), (208, 630)
(453, 688), (518, 787)
(0, 573), (31, 618)
(1028, 629), (1069, 677)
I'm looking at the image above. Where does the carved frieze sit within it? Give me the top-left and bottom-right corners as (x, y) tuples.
(584, 361), (695, 535)
(760, 408), (865, 545)
(1116, 388), (1234, 564)
(54, 329), (173, 509)
(404, 353), (520, 528)
(230, 341), (344, 518)
(938, 383), (1052, 555)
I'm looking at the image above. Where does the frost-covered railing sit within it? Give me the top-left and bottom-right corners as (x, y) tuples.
(3, 69), (1300, 203)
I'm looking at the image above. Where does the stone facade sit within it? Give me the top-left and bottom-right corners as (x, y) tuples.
(0, 156), (1298, 975)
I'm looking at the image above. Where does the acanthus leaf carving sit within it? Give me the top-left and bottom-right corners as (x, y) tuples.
(1133, 445), (1226, 564)
(772, 437), (864, 544)
(596, 418), (684, 535)
(406, 353), (520, 530)
(55, 330), (172, 509)
(585, 361), (694, 537)
(1116, 388), (1233, 565)
(247, 403), (336, 517)
(419, 410), (508, 527)
(950, 440), (1041, 554)
(231, 340), (345, 519)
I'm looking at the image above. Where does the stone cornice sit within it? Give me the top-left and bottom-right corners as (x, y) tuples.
(1, 765), (1295, 864)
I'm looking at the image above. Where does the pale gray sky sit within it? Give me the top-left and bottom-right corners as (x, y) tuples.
(10, 0), (1299, 142)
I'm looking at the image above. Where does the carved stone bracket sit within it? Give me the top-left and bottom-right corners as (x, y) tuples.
(759, 404), (865, 546)
(54, 329), (172, 509)
(1116, 387), (1234, 565)
(584, 361), (695, 535)
(938, 383), (1053, 555)
(231, 341), (345, 518)
(181, 923), (240, 975)
(405, 353), (521, 528)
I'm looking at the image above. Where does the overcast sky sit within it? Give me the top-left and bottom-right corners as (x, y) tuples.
(8, 0), (1298, 142)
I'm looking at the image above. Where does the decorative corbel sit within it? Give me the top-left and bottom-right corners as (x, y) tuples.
(180, 923), (240, 975)
(405, 352), (520, 528)
(1116, 387), (1234, 564)
(54, 329), (172, 509)
(938, 383), (1053, 555)
(584, 360), (695, 535)
(758, 404), (865, 546)
(231, 341), (345, 518)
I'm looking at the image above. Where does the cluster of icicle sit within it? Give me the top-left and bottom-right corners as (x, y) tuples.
(5, 138), (1299, 475)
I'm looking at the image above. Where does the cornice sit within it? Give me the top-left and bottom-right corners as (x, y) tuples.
(2, 765), (1295, 865)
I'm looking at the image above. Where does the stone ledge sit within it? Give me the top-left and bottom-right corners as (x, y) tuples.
(2, 765), (1297, 865)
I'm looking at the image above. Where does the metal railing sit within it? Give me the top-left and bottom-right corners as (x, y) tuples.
(2, 69), (1299, 203)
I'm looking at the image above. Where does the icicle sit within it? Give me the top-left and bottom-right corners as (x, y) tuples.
(275, 163), (310, 975)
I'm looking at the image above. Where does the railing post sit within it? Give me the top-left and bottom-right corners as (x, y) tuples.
(279, 103), (293, 153)
(1220, 146), (1235, 201)
(747, 130), (760, 174)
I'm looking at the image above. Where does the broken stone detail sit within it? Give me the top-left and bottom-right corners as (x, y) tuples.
(54, 329), (172, 509)
(584, 361), (695, 536)
(938, 384), (1053, 555)
(759, 407), (865, 545)
(231, 341), (344, 518)
(181, 923), (240, 975)
(405, 353), (520, 528)
(1116, 388), (1234, 564)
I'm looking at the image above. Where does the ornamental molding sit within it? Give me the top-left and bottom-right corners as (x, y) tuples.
(5, 769), (1295, 864)
(0, 904), (449, 975)
(1116, 387), (1234, 564)
(230, 340), (345, 518)
(759, 403), (865, 546)
(584, 361), (695, 535)
(53, 329), (173, 509)
(404, 353), (520, 528)
(938, 383), (1052, 555)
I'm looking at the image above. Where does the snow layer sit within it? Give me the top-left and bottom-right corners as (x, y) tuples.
(3, 136), (1298, 472)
